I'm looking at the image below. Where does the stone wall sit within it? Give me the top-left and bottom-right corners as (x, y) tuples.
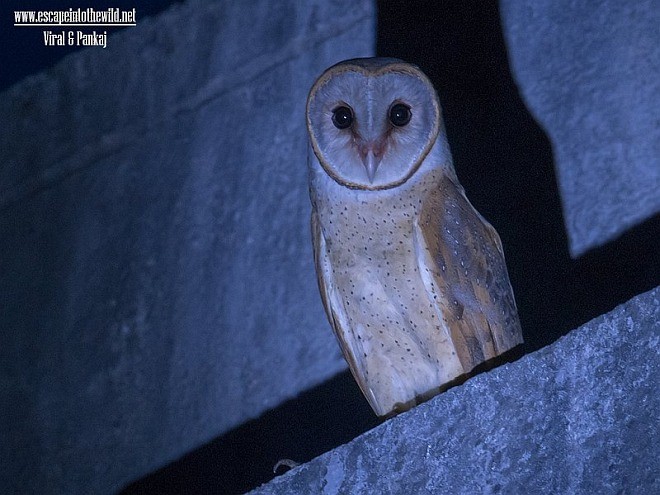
(0, 1), (374, 493)
(500, 0), (660, 257)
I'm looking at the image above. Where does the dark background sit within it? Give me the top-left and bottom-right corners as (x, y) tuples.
(0, 0), (178, 92)
(3, 1), (658, 494)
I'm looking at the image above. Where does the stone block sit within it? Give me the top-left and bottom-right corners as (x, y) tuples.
(500, 0), (660, 256)
(250, 286), (659, 494)
(0, 1), (374, 493)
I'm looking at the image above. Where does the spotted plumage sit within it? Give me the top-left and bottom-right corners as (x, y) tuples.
(306, 58), (523, 417)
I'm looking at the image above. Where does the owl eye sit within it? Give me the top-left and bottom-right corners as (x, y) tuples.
(389, 103), (412, 127)
(331, 105), (354, 129)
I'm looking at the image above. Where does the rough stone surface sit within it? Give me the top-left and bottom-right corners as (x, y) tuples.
(500, 1), (660, 257)
(0, 1), (374, 494)
(249, 286), (660, 494)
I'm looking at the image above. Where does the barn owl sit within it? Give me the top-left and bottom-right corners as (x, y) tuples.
(306, 58), (523, 417)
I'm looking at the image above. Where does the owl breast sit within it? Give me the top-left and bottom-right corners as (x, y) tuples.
(314, 173), (464, 413)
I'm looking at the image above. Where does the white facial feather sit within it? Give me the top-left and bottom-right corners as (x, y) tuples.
(307, 61), (441, 190)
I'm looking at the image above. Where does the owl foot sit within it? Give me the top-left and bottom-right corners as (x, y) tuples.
(273, 458), (300, 474)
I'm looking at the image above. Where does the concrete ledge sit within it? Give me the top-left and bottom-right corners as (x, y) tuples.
(250, 286), (659, 494)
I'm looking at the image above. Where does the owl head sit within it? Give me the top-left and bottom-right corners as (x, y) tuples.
(306, 58), (446, 191)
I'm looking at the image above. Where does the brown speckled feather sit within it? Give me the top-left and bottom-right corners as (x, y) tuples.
(311, 209), (380, 413)
(414, 175), (523, 371)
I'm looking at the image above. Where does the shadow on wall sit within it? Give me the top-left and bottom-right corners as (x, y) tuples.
(122, 1), (660, 494)
(377, 0), (659, 353)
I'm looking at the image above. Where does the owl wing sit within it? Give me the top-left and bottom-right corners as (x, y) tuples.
(311, 210), (381, 413)
(413, 175), (523, 372)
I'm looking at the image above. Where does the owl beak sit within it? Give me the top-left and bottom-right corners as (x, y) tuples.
(364, 150), (382, 183)
(359, 139), (386, 183)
